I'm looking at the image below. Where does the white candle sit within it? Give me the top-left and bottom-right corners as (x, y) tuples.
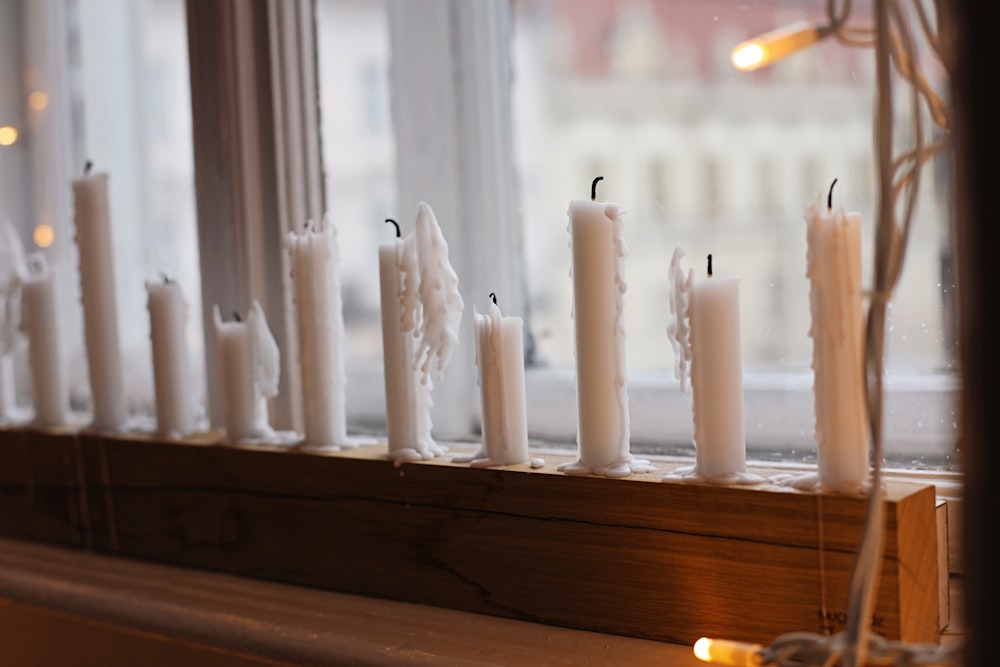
(20, 254), (69, 427)
(805, 188), (868, 491)
(0, 355), (16, 421)
(146, 277), (195, 437)
(0, 219), (25, 421)
(379, 221), (433, 457)
(467, 297), (529, 467)
(213, 301), (280, 442)
(668, 247), (747, 481)
(72, 168), (127, 430)
(560, 179), (649, 478)
(286, 216), (348, 448)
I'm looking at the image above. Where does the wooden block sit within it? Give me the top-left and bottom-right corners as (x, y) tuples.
(69, 435), (941, 647)
(0, 425), (86, 547)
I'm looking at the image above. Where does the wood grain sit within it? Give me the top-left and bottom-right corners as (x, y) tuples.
(0, 427), (942, 646)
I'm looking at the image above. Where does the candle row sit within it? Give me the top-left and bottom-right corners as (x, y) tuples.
(3, 171), (869, 492)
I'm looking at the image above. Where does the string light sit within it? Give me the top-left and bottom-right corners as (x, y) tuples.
(0, 126), (18, 146)
(699, 2), (959, 664)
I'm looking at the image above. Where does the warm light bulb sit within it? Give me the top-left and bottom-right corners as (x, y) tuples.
(692, 637), (764, 666)
(33, 224), (55, 248)
(0, 126), (18, 146)
(730, 20), (825, 71)
(29, 91), (49, 111)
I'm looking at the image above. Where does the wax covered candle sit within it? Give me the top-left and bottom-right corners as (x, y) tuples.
(286, 215), (348, 449)
(667, 247), (750, 482)
(21, 254), (69, 426)
(381, 203), (463, 465)
(0, 219), (26, 421)
(72, 167), (127, 431)
(560, 178), (652, 478)
(378, 219), (433, 458)
(147, 276), (195, 437)
(805, 185), (869, 492)
(213, 301), (279, 443)
(456, 296), (529, 467)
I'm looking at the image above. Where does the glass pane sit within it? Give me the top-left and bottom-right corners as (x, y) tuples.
(315, 0), (398, 366)
(0, 0), (203, 420)
(511, 0), (956, 461)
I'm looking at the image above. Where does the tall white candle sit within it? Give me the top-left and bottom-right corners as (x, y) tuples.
(461, 297), (529, 467)
(21, 254), (69, 427)
(668, 247), (749, 482)
(147, 277), (195, 437)
(384, 203), (463, 464)
(72, 168), (127, 431)
(805, 187), (868, 491)
(379, 220), (433, 458)
(286, 215), (348, 449)
(213, 301), (280, 443)
(560, 179), (652, 478)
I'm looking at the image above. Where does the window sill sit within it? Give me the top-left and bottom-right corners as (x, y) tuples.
(0, 536), (698, 667)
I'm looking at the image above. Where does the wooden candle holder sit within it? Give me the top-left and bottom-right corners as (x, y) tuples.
(0, 426), (945, 647)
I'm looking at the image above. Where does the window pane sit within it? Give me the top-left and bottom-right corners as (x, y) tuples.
(512, 0), (956, 461)
(0, 0), (203, 419)
(315, 0), (398, 366)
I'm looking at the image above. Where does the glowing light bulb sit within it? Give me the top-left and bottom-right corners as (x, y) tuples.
(692, 637), (764, 666)
(29, 91), (49, 111)
(0, 126), (18, 146)
(33, 224), (55, 248)
(730, 20), (826, 72)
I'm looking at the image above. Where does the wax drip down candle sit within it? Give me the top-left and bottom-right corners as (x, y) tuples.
(382, 203), (464, 466)
(213, 301), (281, 444)
(378, 218), (434, 459)
(804, 180), (869, 493)
(72, 162), (127, 432)
(285, 214), (350, 450)
(0, 219), (27, 422)
(452, 293), (529, 468)
(21, 254), (70, 427)
(146, 275), (196, 438)
(559, 178), (654, 478)
(665, 247), (761, 485)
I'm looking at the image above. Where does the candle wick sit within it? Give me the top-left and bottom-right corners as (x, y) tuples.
(385, 218), (401, 238)
(160, 271), (169, 284)
(489, 292), (497, 306)
(84, 160), (93, 176)
(827, 177), (838, 211)
(707, 253), (713, 277)
(591, 176), (604, 201)
(29, 256), (43, 274)
(232, 311), (242, 323)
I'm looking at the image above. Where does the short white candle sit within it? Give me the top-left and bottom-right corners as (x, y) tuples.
(467, 296), (528, 467)
(560, 179), (652, 478)
(286, 215), (348, 449)
(805, 184), (868, 492)
(0, 356), (14, 421)
(668, 247), (748, 481)
(21, 254), (69, 427)
(146, 276), (195, 437)
(378, 220), (433, 457)
(213, 301), (279, 443)
(72, 166), (127, 431)
(0, 219), (25, 421)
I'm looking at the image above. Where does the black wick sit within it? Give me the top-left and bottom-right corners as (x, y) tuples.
(28, 255), (44, 274)
(827, 178), (838, 211)
(160, 271), (169, 284)
(489, 292), (497, 306)
(385, 218), (400, 238)
(232, 311), (242, 323)
(707, 254), (713, 277)
(84, 160), (93, 176)
(591, 176), (604, 201)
